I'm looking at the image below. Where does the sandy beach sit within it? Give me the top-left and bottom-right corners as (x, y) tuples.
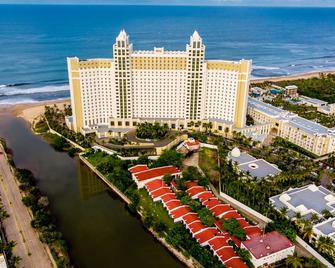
(0, 70), (334, 124)
(0, 99), (70, 123)
(251, 70), (335, 83)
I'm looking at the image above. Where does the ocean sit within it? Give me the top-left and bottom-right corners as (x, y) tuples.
(0, 4), (335, 105)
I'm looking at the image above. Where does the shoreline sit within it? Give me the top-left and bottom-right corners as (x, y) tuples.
(0, 69), (334, 124)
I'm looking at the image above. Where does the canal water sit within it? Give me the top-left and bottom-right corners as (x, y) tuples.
(0, 113), (184, 268)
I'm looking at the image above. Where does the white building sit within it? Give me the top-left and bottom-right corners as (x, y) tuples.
(241, 231), (295, 268)
(245, 98), (335, 156)
(67, 30), (251, 136)
(270, 184), (335, 242)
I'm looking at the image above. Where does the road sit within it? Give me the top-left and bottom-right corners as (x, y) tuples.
(0, 147), (53, 268)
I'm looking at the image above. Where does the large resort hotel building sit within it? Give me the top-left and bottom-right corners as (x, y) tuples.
(243, 98), (335, 156)
(66, 30), (251, 135)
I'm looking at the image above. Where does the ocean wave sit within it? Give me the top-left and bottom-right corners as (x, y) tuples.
(0, 98), (39, 105)
(0, 97), (69, 106)
(253, 65), (281, 70)
(0, 84), (69, 97)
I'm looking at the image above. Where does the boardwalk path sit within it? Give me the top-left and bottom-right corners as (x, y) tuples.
(0, 146), (53, 268)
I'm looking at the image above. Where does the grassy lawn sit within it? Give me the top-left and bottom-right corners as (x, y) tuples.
(138, 189), (175, 229)
(34, 119), (49, 133)
(86, 151), (111, 166)
(199, 148), (220, 185)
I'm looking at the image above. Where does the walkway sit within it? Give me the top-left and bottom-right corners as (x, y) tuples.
(0, 146), (53, 268)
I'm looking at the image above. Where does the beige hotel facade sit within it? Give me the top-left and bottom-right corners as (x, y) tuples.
(67, 30), (251, 136)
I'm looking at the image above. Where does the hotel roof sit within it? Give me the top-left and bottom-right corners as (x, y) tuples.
(134, 166), (180, 182)
(248, 97), (335, 136)
(227, 150), (281, 179)
(270, 184), (335, 217)
(242, 231), (294, 260)
(314, 218), (335, 240)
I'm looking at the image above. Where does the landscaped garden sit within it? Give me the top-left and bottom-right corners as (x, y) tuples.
(83, 149), (226, 268)
(136, 122), (169, 140)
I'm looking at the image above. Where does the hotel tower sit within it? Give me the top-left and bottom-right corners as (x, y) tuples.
(67, 30), (252, 136)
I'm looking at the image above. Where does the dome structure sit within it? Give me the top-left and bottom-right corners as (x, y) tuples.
(231, 147), (241, 158)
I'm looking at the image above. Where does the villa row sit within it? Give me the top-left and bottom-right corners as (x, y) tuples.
(129, 164), (295, 268)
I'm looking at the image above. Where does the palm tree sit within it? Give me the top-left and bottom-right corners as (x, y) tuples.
(317, 236), (335, 256)
(285, 252), (303, 268)
(310, 213), (319, 224)
(302, 223), (314, 242)
(224, 127), (229, 137)
(280, 206), (288, 218)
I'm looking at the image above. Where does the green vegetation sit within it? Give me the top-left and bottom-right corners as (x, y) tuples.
(34, 118), (49, 133)
(246, 114), (254, 126)
(0, 240), (21, 268)
(43, 133), (70, 151)
(275, 73), (335, 103)
(154, 150), (184, 168)
(136, 122), (169, 140)
(0, 197), (20, 268)
(222, 219), (246, 240)
(84, 149), (224, 267)
(16, 169), (71, 267)
(166, 223), (225, 268)
(199, 148), (220, 185)
(44, 105), (94, 148)
(138, 189), (174, 230)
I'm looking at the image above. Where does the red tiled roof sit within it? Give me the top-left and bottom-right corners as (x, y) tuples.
(170, 206), (192, 220)
(186, 186), (206, 197)
(160, 193), (177, 203)
(217, 247), (236, 262)
(198, 191), (216, 202)
(210, 204), (234, 217)
(185, 140), (200, 147)
(166, 200), (182, 211)
(208, 236), (230, 251)
(230, 236), (242, 247)
(244, 226), (263, 237)
(194, 228), (218, 245)
(242, 231), (294, 260)
(134, 166), (180, 182)
(170, 180), (177, 189)
(182, 213), (200, 225)
(187, 221), (205, 234)
(223, 211), (243, 220)
(203, 198), (221, 209)
(145, 179), (167, 192)
(224, 257), (248, 268)
(150, 188), (172, 199)
(128, 165), (149, 174)
(215, 221), (228, 234)
(236, 219), (250, 228)
(186, 181), (198, 189)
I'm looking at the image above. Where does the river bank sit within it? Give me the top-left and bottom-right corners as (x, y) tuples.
(0, 113), (185, 268)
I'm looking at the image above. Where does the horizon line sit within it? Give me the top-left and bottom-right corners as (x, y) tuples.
(1, 3), (335, 8)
